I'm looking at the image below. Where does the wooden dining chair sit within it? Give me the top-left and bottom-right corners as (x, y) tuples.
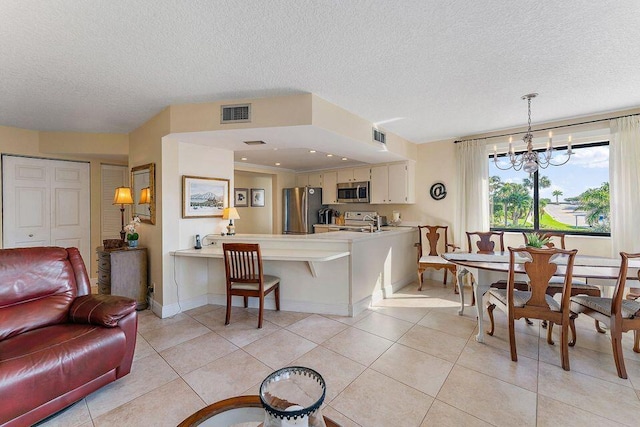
(570, 252), (640, 379)
(416, 225), (459, 292)
(487, 246), (578, 371)
(222, 243), (280, 328)
(523, 232), (604, 332)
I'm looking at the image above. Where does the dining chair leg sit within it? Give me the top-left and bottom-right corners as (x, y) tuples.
(634, 330), (639, 353)
(611, 324), (628, 379)
(560, 323), (570, 371)
(274, 285), (280, 311)
(225, 293), (232, 325)
(546, 322), (555, 345)
(595, 320), (606, 334)
(443, 269), (448, 286)
(417, 270), (423, 291)
(569, 315), (577, 347)
(243, 296), (249, 308)
(508, 315), (518, 362)
(486, 303), (496, 336)
(257, 295), (264, 329)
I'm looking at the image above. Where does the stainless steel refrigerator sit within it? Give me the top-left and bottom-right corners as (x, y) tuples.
(283, 187), (323, 234)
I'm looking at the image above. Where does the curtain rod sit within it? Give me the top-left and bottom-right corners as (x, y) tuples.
(454, 111), (640, 144)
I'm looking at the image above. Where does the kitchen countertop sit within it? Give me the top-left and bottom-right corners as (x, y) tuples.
(204, 226), (416, 244)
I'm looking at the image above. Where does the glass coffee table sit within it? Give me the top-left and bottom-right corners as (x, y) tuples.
(178, 395), (340, 427)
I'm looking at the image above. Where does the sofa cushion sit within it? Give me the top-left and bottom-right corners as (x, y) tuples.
(70, 294), (137, 327)
(0, 247), (77, 341)
(0, 323), (126, 423)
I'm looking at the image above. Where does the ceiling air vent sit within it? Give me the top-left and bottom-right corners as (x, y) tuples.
(221, 103), (251, 123)
(373, 128), (386, 145)
(243, 140), (266, 145)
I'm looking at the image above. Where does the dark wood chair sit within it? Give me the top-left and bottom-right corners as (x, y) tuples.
(523, 232), (604, 332)
(487, 246), (578, 371)
(570, 252), (640, 379)
(466, 231), (530, 313)
(463, 231), (508, 306)
(466, 231), (505, 254)
(222, 243), (280, 328)
(417, 225), (458, 292)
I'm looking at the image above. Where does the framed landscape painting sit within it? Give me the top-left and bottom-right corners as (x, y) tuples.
(182, 176), (229, 218)
(234, 188), (249, 207)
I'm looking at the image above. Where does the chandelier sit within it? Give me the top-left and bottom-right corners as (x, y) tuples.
(493, 93), (573, 174)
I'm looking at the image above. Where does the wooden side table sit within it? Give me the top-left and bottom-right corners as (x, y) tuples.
(97, 246), (148, 310)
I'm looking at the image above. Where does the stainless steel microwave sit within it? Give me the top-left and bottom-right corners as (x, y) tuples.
(337, 181), (370, 203)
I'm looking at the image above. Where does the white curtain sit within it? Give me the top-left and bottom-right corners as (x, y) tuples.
(610, 116), (640, 255)
(455, 139), (490, 249)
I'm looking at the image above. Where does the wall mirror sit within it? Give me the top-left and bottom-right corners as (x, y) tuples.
(131, 163), (155, 224)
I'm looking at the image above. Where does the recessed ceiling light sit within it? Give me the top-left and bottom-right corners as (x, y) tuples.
(273, 148), (278, 151)
(341, 157), (348, 161)
(327, 154), (333, 157)
(275, 162), (281, 166)
(309, 150), (316, 153)
(241, 157), (248, 161)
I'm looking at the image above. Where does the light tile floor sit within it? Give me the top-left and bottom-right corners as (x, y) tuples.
(39, 280), (640, 427)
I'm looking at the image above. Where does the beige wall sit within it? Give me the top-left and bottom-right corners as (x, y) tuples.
(233, 171), (274, 234)
(129, 108), (170, 306)
(0, 125), (129, 276)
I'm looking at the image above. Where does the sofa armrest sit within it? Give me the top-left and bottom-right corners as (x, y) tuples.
(69, 294), (137, 327)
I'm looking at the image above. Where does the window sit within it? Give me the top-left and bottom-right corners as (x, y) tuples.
(489, 142), (610, 235)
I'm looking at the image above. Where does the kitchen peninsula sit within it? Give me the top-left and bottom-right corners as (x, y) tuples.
(172, 227), (417, 316)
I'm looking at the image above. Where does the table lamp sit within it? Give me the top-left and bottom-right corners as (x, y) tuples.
(223, 207), (240, 235)
(113, 187), (134, 241)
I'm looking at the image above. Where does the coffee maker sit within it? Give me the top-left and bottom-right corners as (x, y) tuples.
(318, 208), (334, 224)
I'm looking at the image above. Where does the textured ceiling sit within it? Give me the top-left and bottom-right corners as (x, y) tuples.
(1, 1), (640, 143)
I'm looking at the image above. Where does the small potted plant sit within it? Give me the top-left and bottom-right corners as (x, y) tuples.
(524, 232), (550, 248)
(125, 216), (141, 248)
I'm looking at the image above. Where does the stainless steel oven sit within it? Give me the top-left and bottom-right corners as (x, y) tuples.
(337, 181), (370, 203)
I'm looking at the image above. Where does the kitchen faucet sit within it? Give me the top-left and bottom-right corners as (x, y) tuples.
(362, 214), (380, 232)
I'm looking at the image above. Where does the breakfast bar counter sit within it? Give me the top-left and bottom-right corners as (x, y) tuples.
(171, 227), (417, 316)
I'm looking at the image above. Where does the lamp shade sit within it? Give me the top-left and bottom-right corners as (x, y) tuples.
(113, 187), (134, 205)
(222, 207), (240, 220)
(139, 187), (151, 204)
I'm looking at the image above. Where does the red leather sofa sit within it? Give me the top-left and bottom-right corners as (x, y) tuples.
(0, 247), (138, 426)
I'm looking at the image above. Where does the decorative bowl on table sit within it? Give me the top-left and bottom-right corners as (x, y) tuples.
(260, 366), (326, 427)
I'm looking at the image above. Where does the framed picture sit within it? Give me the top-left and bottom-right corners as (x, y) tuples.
(234, 188), (249, 207)
(182, 175), (229, 218)
(251, 188), (265, 207)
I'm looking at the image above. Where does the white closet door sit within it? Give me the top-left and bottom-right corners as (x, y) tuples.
(101, 164), (128, 241)
(2, 155), (90, 263)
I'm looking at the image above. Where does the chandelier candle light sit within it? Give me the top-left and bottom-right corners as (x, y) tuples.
(493, 93), (573, 174)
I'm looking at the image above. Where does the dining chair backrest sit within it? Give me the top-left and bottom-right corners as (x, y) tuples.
(418, 225), (452, 257)
(612, 252), (640, 316)
(466, 231), (505, 254)
(522, 232), (566, 249)
(507, 246), (577, 312)
(222, 243), (264, 289)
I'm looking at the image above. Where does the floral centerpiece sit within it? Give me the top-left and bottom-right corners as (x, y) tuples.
(125, 216), (141, 247)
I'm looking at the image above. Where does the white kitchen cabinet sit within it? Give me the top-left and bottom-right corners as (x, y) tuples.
(321, 171), (338, 204)
(296, 173), (322, 187)
(308, 173), (322, 187)
(337, 167), (370, 183)
(370, 165), (389, 203)
(370, 161), (415, 204)
(296, 174), (309, 187)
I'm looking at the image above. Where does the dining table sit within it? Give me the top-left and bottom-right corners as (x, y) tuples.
(442, 251), (640, 343)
